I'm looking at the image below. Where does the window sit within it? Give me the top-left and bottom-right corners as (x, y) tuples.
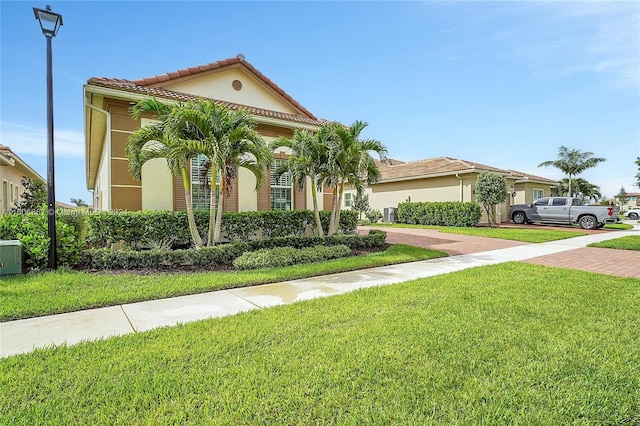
(533, 198), (549, 206)
(344, 193), (353, 207)
(533, 189), (544, 200)
(552, 198), (567, 206)
(270, 158), (292, 210)
(191, 154), (218, 211)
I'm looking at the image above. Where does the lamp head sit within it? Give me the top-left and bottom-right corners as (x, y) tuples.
(33, 5), (63, 38)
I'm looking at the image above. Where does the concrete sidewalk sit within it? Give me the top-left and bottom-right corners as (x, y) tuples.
(1, 225), (638, 358)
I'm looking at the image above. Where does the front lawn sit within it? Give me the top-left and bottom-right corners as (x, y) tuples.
(0, 244), (445, 321)
(1, 262), (638, 424)
(588, 235), (640, 250)
(366, 223), (587, 243)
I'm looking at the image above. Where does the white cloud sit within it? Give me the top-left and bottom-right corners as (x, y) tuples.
(0, 121), (84, 158)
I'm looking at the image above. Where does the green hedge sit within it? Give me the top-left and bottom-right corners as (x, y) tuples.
(0, 209), (86, 270)
(78, 230), (384, 271)
(248, 229), (387, 251)
(233, 245), (352, 270)
(81, 242), (249, 271)
(86, 210), (359, 248)
(397, 201), (482, 227)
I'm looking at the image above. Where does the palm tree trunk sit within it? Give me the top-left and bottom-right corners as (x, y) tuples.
(181, 167), (203, 248)
(213, 179), (225, 244)
(328, 185), (339, 236)
(333, 181), (345, 235)
(310, 179), (324, 237)
(207, 169), (218, 246)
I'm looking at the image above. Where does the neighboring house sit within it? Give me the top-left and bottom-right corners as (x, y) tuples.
(0, 145), (45, 215)
(342, 157), (559, 223)
(614, 192), (640, 210)
(84, 55), (327, 212)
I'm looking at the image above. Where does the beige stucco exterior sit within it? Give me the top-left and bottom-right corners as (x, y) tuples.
(84, 56), (324, 213)
(160, 68), (298, 116)
(0, 145), (45, 214)
(342, 161), (557, 224)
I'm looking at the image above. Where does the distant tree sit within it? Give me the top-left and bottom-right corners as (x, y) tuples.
(10, 177), (46, 212)
(557, 177), (602, 204)
(351, 190), (370, 220)
(474, 171), (507, 227)
(635, 157), (640, 188)
(616, 187), (628, 209)
(538, 146), (606, 197)
(70, 198), (88, 207)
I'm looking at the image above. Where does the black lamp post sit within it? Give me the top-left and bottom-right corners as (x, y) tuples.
(33, 5), (63, 270)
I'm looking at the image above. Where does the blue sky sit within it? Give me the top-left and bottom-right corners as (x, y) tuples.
(1, 0), (638, 205)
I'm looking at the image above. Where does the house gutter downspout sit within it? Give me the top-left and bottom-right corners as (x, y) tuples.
(456, 173), (463, 202)
(84, 96), (111, 211)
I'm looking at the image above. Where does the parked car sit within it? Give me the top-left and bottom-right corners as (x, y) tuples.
(509, 197), (620, 230)
(623, 209), (640, 220)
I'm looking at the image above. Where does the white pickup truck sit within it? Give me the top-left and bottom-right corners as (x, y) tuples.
(509, 197), (620, 230)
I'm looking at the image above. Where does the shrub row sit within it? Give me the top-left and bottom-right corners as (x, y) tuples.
(247, 229), (387, 251)
(87, 210), (359, 248)
(78, 230), (385, 271)
(81, 243), (249, 271)
(0, 209), (86, 269)
(397, 201), (482, 227)
(233, 245), (352, 270)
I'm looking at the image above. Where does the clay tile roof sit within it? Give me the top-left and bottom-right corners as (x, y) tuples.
(86, 77), (326, 127)
(116, 56), (317, 121)
(378, 157), (506, 182)
(507, 170), (558, 183)
(88, 56), (322, 125)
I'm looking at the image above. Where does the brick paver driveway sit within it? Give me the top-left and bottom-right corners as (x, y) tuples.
(360, 225), (640, 279)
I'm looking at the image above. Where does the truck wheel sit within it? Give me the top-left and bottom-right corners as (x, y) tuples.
(512, 211), (527, 224)
(629, 213), (639, 220)
(579, 215), (598, 230)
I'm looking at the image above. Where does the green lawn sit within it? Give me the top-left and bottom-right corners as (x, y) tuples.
(1, 263), (638, 424)
(588, 235), (640, 250)
(0, 244), (446, 321)
(367, 223), (588, 243)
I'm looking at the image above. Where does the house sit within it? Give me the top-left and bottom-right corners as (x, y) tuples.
(0, 144), (45, 214)
(342, 157), (559, 223)
(84, 55), (328, 212)
(614, 192), (640, 210)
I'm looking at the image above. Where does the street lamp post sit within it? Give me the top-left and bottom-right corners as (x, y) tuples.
(33, 5), (63, 270)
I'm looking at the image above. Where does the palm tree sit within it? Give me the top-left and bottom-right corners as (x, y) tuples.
(325, 121), (388, 236)
(170, 100), (271, 245)
(126, 98), (205, 248)
(70, 198), (88, 207)
(538, 146), (606, 197)
(557, 177), (602, 204)
(270, 125), (333, 237)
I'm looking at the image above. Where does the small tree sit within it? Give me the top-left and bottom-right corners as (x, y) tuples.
(351, 190), (370, 220)
(474, 171), (507, 227)
(616, 187), (628, 210)
(635, 157), (640, 188)
(10, 177), (46, 213)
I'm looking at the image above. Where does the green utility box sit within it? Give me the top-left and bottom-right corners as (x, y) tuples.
(0, 240), (22, 276)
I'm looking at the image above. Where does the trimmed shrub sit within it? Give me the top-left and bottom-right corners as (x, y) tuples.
(81, 242), (249, 270)
(86, 209), (359, 249)
(366, 209), (383, 223)
(233, 245), (351, 270)
(0, 209), (85, 270)
(397, 201), (481, 227)
(247, 229), (387, 251)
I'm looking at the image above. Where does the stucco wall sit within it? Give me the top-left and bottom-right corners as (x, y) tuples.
(161, 69), (298, 115)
